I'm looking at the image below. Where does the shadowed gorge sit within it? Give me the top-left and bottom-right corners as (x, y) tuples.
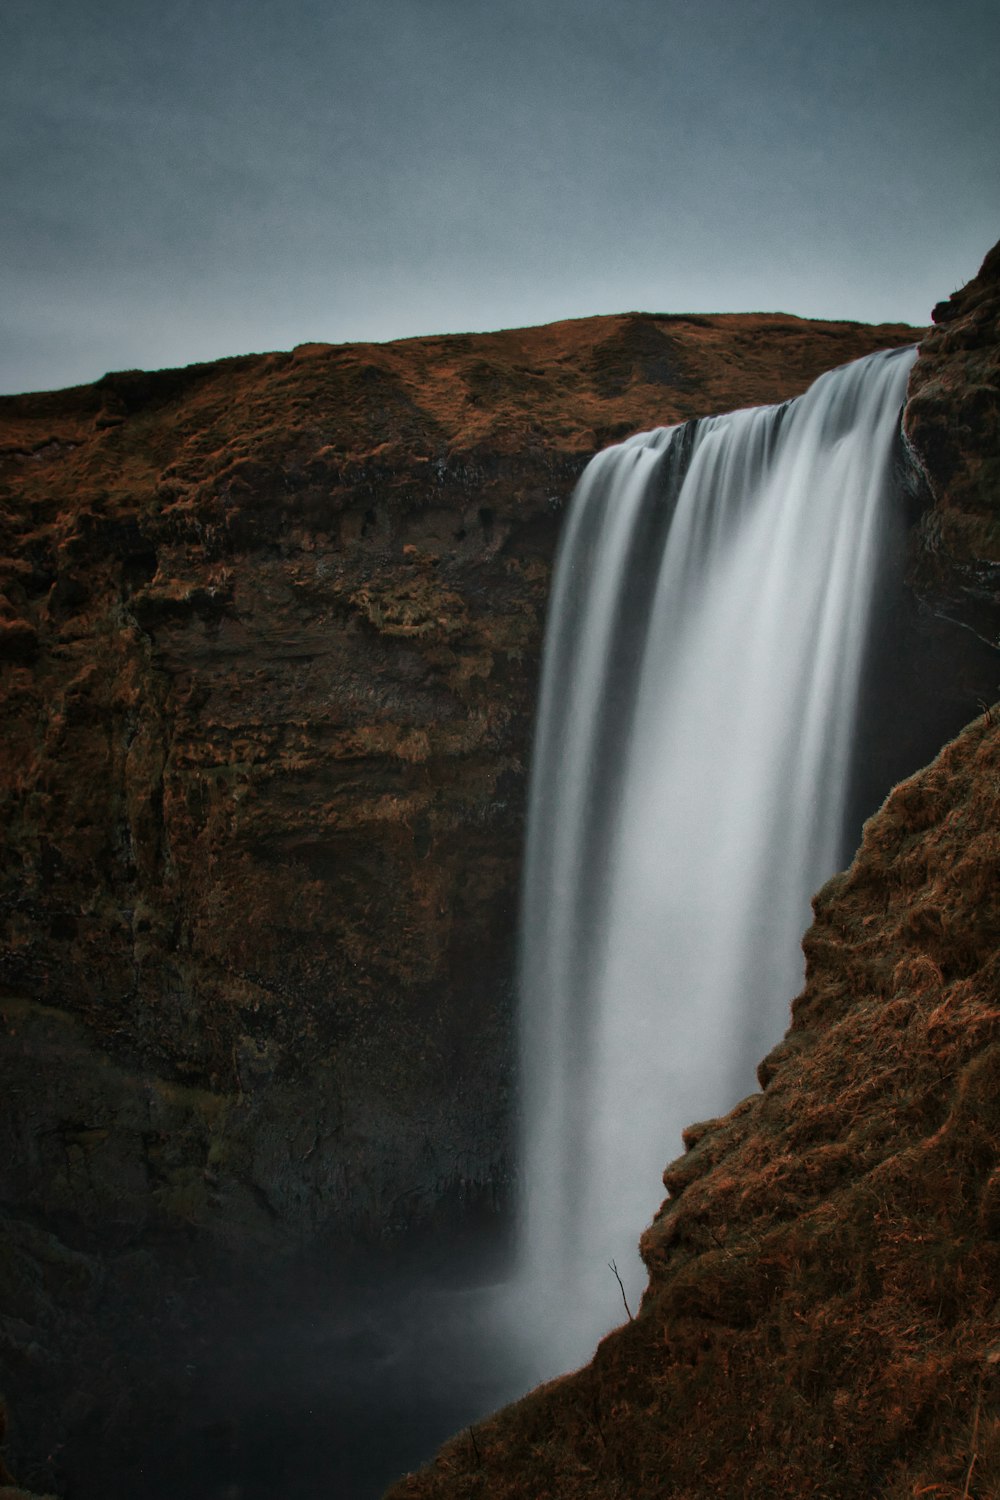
(0, 258), (998, 1496)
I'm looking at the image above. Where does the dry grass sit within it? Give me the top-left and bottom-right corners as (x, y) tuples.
(386, 708), (1000, 1499)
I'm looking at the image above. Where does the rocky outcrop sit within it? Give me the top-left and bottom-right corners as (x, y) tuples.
(905, 238), (1000, 647)
(384, 246), (1000, 1498)
(0, 312), (922, 1258)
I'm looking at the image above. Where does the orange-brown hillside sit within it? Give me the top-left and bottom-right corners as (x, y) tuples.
(387, 706), (1000, 1499)
(1, 308), (918, 470)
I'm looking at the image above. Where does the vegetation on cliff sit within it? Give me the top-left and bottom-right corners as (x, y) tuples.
(388, 706), (1000, 1497)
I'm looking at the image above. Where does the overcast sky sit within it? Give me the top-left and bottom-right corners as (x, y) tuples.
(3, 0), (998, 395)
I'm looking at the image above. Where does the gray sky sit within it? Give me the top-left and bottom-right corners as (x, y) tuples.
(3, 0), (998, 395)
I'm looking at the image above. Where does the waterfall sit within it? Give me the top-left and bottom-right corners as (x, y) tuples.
(515, 344), (917, 1378)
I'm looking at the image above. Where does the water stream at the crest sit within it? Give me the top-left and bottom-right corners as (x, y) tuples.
(515, 345), (917, 1377)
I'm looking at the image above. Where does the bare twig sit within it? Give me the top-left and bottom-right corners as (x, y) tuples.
(963, 1374), (983, 1500)
(608, 1260), (633, 1320)
(468, 1425), (482, 1467)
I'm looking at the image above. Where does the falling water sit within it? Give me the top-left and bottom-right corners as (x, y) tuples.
(515, 345), (917, 1377)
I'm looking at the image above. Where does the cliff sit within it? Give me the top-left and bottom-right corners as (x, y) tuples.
(0, 311), (921, 1258)
(4, 305), (949, 1492)
(383, 249), (1000, 1497)
(3, 255), (999, 1493)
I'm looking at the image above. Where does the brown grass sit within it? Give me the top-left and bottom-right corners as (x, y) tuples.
(386, 709), (1000, 1499)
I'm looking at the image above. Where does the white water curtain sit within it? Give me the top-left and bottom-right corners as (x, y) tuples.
(515, 346), (916, 1377)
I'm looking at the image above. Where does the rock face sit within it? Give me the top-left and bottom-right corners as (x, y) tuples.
(0, 311), (922, 1258)
(384, 248), (1000, 1498)
(905, 237), (1000, 647)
